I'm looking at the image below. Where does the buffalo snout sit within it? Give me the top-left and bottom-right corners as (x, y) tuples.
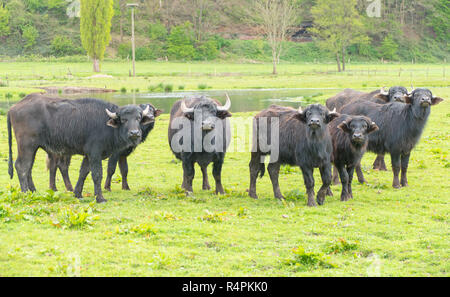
(308, 118), (321, 129)
(128, 129), (142, 139)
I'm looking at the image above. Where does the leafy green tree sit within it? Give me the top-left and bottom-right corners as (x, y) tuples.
(22, 24), (38, 51)
(148, 22), (167, 42)
(51, 36), (83, 57)
(379, 35), (398, 60)
(0, 3), (10, 37)
(167, 22), (196, 60)
(80, 0), (114, 72)
(310, 0), (367, 72)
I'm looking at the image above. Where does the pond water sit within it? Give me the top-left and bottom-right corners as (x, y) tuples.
(2, 88), (342, 113)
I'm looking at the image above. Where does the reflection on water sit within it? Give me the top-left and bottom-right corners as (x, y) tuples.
(1, 88), (340, 112)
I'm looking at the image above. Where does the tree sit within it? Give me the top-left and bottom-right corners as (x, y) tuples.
(22, 24), (38, 51)
(252, 0), (298, 75)
(167, 22), (196, 60)
(80, 0), (114, 72)
(0, 2), (9, 38)
(310, 0), (367, 72)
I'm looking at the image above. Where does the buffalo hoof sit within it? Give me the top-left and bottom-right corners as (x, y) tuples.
(122, 186), (131, 191)
(203, 185), (211, 191)
(215, 189), (225, 195)
(74, 191), (82, 199)
(275, 195), (285, 200)
(358, 179), (368, 184)
(307, 201), (318, 207)
(96, 196), (107, 203)
(401, 182), (409, 187)
(104, 186), (112, 192)
(393, 183), (401, 189)
(66, 186), (74, 192)
(248, 191), (258, 199)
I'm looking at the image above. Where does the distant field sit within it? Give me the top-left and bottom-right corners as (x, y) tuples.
(0, 61), (448, 102)
(0, 61), (448, 276)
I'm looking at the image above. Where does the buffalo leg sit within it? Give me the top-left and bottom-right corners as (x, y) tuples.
(15, 140), (38, 192)
(200, 165), (211, 190)
(26, 155), (37, 192)
(301, 166), (316, 207)
(89, 155), (106, 203)
(74, 157), (90, 199)
(58, 156), (73, 192)
(391, 153), (401, 189)
(267, 162), (283, 200)
(332, 165), (340, 185)
(104, 154), (119, 191)
(118, 156), (130, 190)
(356, 162), (367, 184)
(347, 166), (355, 199)
(248, 153), (261, 199)
(181, 159), (195, 193)
(400, 153), (410, 187)
(337, 165), (349, 201)
(373, 155), (387, 171)
(317, 164), (332, 205)
(212, 161), (225, 195)
(48, 154), (58, 191)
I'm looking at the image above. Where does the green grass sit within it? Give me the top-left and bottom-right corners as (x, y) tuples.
(0, 61), (448, 276)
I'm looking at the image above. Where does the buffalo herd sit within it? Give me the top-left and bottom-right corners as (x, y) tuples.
(6, 86), (444, 206)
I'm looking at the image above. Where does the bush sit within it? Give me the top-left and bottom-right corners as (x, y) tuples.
(50, 36), (83, 57)
(195, 40), (219, 60)
(379, 36), (399, 60)
(167, 22), (196, 60)
(118, 43), (131, 59)
(148, 22), (168, 41)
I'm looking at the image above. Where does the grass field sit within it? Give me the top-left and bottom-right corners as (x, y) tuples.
(0, 61), (448, 276)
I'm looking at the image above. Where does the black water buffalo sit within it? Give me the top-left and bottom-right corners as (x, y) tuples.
(7, 94), (154, 203)
(168, 95), (232, 194)
(327, 86), (409, 174)
(326, 86), (409, 112)
(248, 104), (339, 206)
(328, 115), (379, 201)
(341, 88), (444, 188)
(46, 103), (162, 192)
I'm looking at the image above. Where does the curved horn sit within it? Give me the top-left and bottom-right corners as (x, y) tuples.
(105, 109), (118, 119)
(409, 85), (415, 95)
(298, 106), (303, 114)
(217, 93), (231, 111)
(142, 105), (150, 117)
(329, 107), (338, 115)
(181, 99), (194, 113)
(380, 87), (389, 96)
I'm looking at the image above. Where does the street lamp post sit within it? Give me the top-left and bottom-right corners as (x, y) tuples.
(127, 3), (139, 77)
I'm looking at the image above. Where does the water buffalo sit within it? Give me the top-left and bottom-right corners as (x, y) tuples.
(326, 86), (409, 112)
(328, 115), (379, 201)
(46, 103), (162, 192)
(7, 94), (154, 203)
(341, 88), (444, 188)
(168, 95), (232, 194)
(248, 104), (339, 206)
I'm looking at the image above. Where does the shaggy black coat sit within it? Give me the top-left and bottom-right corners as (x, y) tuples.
(248, 104), (339, 206)
(340, 88), (444, 188)
(48, 103), (162, 192)
(168, 96), (232, 194)
(8, 94), (151, 202)
(328, 115), (378, 201)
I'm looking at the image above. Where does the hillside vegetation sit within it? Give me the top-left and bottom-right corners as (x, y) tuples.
(0, 0), (448, 63)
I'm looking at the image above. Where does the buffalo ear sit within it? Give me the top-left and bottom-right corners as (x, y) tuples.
(295, 112), (307, 123)
(326, 111), (340, 123)
(337, 121), (352, 133)
(367, 121), (379, 134)
(107, 119), (119, 128)
(404, 95), (413, 104)
(184, 112), (194, 120)
(374, 93), (389, 102)
(154, 109), (163, 117)
(431, 97), (444, 105)
(217, 110), (232, 119)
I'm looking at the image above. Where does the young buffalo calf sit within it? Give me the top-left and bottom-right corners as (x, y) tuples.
(329, 115), (379, 201)
(249, 104), (339, 207)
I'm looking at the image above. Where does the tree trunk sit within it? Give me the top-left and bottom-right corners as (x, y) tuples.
(336, 53), (342, 72)
(342, 46), (346, 72)
(93, 58), (100, 73)
(272, 50), (278, 75)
